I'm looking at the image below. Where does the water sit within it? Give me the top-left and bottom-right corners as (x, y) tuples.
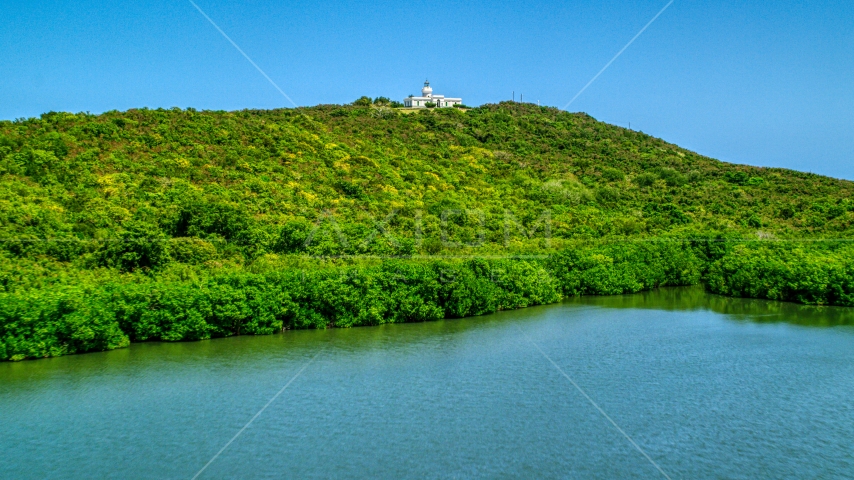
(2, 287), (853, 479)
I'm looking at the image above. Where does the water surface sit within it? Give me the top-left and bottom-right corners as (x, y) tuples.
(2, 287), (853, 479)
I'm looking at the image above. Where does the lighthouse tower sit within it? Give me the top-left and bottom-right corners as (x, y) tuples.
(421, 80), (433, 99)
(402, 80), (462, 108)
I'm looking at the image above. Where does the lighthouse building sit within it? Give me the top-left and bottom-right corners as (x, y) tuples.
(403, 80), (462, 108)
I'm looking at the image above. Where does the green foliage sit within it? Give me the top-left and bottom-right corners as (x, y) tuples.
(97, 221), (171, 272)
(643, 203), (690, 226)
(0, 288), (129, 360)
(725, 171), (750, 185)
(0, 246), (702, 360)
(547, 241), (701, 296)
(274, 220), (311, 254)
(1, 102), (854, 360)
(706, 242), (854, 306)
(169, 237), (218, 264)
(656, 167), (686, 187)
(634, 173), (657, 187)
(601, 168), (625, 182)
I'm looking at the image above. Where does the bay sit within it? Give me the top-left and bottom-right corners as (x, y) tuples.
(1, 287), (853, 479)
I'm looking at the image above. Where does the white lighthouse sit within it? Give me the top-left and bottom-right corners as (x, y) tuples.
(403, 80), (462, 108)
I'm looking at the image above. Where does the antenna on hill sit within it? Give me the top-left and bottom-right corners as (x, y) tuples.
(513, 91), (515, 102)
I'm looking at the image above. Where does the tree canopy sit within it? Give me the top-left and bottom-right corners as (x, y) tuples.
(2, 102), (853, 360)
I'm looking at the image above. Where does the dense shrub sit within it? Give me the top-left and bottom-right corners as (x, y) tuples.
(548, 241), (701, 296)
(0, 288), (129, 361)
(2, 103), (854, 360)
(1, 242), (706, 360)
(706, 242), (854, 306)
(634, 173), (657, 187)
(601, 168), (625, 182)
(97, 221), (171, 272)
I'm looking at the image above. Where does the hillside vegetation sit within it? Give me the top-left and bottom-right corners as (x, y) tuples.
(1, 102), (853, 360)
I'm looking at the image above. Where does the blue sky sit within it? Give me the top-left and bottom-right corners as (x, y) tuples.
(1, 0), (852, 178)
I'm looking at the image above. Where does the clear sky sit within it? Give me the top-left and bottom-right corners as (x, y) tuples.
(1, 0), (852, 178)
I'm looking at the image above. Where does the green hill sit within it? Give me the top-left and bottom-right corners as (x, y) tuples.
(2, 101), (853, 360)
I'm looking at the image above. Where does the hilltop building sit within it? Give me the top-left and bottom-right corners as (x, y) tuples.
(403, 80), (462, 108)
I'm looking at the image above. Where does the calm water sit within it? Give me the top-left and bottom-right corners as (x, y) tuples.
(2, 287), (853, 479)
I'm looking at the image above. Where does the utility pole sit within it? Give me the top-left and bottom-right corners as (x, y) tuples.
(520, 94), (523, 103)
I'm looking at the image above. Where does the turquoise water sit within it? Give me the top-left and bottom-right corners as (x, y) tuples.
(1, 287), (853, 479)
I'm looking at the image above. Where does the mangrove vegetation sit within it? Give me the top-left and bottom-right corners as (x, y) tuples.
(2, 101), (853, 360)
